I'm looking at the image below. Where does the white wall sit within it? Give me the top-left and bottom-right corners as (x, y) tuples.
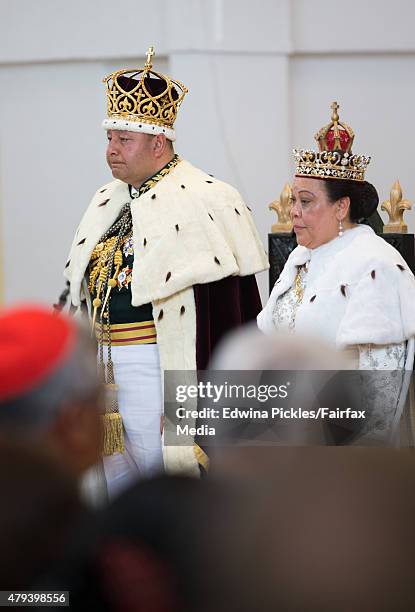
(1, 0), (415, 306)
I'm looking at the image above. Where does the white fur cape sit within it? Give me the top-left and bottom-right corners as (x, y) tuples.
(64, 159), (269, 473)
(258, 224), (415, 365)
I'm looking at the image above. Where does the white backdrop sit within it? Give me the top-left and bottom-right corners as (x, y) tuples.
(1, 0), (415, 305)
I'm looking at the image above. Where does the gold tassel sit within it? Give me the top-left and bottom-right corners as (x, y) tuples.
(102, 412), (125, 456)
(91, 266), (108, 333)
(194, 443), (209, 472)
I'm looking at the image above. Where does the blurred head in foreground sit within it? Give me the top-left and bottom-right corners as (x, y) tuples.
(210, 322), (348, 371)
(0, 439), (83, 589)
(206, 327), (415, 608)
(207, 324), (364, 450)
(208, 323), (408, 453)
(48, 458), (415, 612)
(0, 305), (102, 476)
(44, 475), (246, 612)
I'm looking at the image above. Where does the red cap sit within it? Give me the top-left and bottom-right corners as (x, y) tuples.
(0, 305), (76, 402)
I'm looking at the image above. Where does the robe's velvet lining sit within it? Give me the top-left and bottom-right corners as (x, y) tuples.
(194, 275), (262, 370)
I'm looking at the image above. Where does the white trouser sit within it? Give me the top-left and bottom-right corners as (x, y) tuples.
(102, 344), (164, 498)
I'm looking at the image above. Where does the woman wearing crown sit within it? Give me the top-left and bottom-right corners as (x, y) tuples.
(258, 102), (415, 443)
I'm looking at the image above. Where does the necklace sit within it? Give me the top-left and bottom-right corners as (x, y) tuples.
(294, 264), (308, 303)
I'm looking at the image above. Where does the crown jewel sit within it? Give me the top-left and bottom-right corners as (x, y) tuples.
(293, 102), (371, 182)
(102, 46), (188, 141)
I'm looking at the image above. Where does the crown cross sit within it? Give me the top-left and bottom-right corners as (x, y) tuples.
(331, 101), (339, 122)
(145, 46), (154, 70)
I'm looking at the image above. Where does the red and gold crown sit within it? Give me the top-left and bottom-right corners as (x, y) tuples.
(293, 102), (371, 182)
(102, 46), (188, 141)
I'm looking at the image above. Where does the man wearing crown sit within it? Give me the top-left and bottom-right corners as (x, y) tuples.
(63, 48), (268, 497)
(258, 102), (415, 444)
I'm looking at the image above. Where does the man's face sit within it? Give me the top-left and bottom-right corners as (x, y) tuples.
(106, 130), (155, 187)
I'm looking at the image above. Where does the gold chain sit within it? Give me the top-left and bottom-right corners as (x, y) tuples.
(294, 265), (307, 303)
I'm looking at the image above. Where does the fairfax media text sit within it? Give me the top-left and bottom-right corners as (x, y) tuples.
(176, 407), (365, 420)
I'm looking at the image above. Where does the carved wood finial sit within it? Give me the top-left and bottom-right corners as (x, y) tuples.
(381, 180), (412, 234)
(269, 183), (293, 233)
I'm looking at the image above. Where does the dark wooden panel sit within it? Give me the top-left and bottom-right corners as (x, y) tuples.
(268, 233), (297, 290)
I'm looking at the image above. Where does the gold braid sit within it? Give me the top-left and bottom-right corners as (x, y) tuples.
(99, 206), (132, 455)
(91, 154), (181, 456)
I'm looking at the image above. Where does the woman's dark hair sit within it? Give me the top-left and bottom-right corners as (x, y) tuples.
(322, 179), (379, 223)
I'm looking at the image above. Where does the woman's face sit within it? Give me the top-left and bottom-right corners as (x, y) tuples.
(290, 177), (341, 249)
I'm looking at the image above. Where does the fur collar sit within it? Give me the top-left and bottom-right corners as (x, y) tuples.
(258, 225), (415, 349)
(64, 160), (268, 306)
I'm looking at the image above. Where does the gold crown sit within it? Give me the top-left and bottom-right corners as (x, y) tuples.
(102, 47), (188, 141)
(293, 102), (371, 182)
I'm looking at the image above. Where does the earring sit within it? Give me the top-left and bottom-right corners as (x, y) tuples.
(338, 220), (344, 237)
